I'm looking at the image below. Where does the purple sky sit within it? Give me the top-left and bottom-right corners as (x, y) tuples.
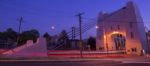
(0, 0), (150, 38)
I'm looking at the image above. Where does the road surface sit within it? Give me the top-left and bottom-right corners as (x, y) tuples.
(0, 60), (150, 66)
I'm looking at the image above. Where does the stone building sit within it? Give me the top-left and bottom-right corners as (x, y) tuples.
(96, 1), (148, 55)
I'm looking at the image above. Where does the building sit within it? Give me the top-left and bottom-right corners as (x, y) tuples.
(96, 1), (148, 55)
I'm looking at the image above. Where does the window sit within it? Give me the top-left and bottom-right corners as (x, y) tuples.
(131, 48), (137, 52)
(130, 32), (134, 39)
(99, 47), (104, 50)
(117, 25), (120, 30)
(129, 22), (133, 28)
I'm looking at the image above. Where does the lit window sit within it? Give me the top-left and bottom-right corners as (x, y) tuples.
(131, 48), (137, 52)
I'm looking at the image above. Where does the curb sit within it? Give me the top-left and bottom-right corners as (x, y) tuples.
(122, 61), (150, 63)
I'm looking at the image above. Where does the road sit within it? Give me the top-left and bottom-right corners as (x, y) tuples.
(0, 60), (150, 66)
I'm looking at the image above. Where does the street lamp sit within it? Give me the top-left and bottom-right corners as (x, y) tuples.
(51, 26), (55, 30)
(147, 35), (150, 61)
(102, 23), (109, 55)
(112, 31), (119, 35)
(95, 25), (99, 29)
(104, 30), (108, 56)
(97, 22), (109, 55)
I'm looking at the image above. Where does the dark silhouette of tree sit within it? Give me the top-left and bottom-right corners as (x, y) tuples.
(59, 30), (69, 40)
(0, 32), (2, 38)
(43, 32), (50, 38)
(18, 29), (40, 46)
(6, 28), (18, 41)
(43, 32), (52, 49)
(0, 28), (18, 41)
(87, 37), (96, 50)
(0, 28), (18, 49)
(0, 31), (5, 40)
(0, 28), (40, 47)
(58, 30), (70, 49)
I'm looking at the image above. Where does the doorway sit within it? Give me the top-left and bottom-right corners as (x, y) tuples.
(112, 34), (126, 50)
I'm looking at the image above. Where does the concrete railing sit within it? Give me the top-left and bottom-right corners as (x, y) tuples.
(2, 40), (34, 55)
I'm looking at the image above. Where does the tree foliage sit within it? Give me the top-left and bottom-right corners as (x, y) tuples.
(43, 32), (50, 38)
(43, 32), (52, 49)
(0, 28), (18, 41)
(0, 28), (18, 49)
(18, 29), (40, 46)
(0, 28), (40, 47)
(87, 37), (96, 50)
(58, 30), (69, 42)
(58, 30), (70, 48)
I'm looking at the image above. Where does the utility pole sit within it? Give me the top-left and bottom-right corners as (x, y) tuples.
(76, 13), (84, 58)
(17, 16), (23, 45)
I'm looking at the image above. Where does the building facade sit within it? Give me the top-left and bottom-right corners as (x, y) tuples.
(96, 1), (148, 55)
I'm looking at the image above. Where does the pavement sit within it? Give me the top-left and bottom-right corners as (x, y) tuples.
(0, 56), (150, 66)
(0, 60), (150, 66)
(0, 56), (150, 63)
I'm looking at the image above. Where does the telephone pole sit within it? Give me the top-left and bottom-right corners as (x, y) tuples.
(17, 16), (24, 45)
(76, 13), (84, 58)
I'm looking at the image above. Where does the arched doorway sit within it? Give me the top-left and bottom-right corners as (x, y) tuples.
(111, 34), (126, 50)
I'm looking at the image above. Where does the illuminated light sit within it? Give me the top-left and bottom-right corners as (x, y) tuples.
(104, 35), (106, 39)
(112, 31), (120, 34)
(51, 26), (55, 30)
(95, 25), (99, 29)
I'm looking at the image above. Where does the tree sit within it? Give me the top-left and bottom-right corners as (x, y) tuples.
(30, 29), (40, 38)
(58, 30), (70, 49)
(43, 32), (52, 49)
(29, 29), (40, 43)
(5, 28), (18, 41)
(18, 29), (40, 46)
(0, 28), (18, 41)
(43, 32), (50, 38)
(87, 37), (96, 50)
(0, 32), (2, 38)
(59, 30), (69, 40)
(0, 28), (18, 49)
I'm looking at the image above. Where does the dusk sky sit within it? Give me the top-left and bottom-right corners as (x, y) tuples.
(0, 0), (150, 38)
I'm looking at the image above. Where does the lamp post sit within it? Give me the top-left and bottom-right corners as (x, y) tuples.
(104, 29), (108, 55)
(147, 35), (150, 61)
